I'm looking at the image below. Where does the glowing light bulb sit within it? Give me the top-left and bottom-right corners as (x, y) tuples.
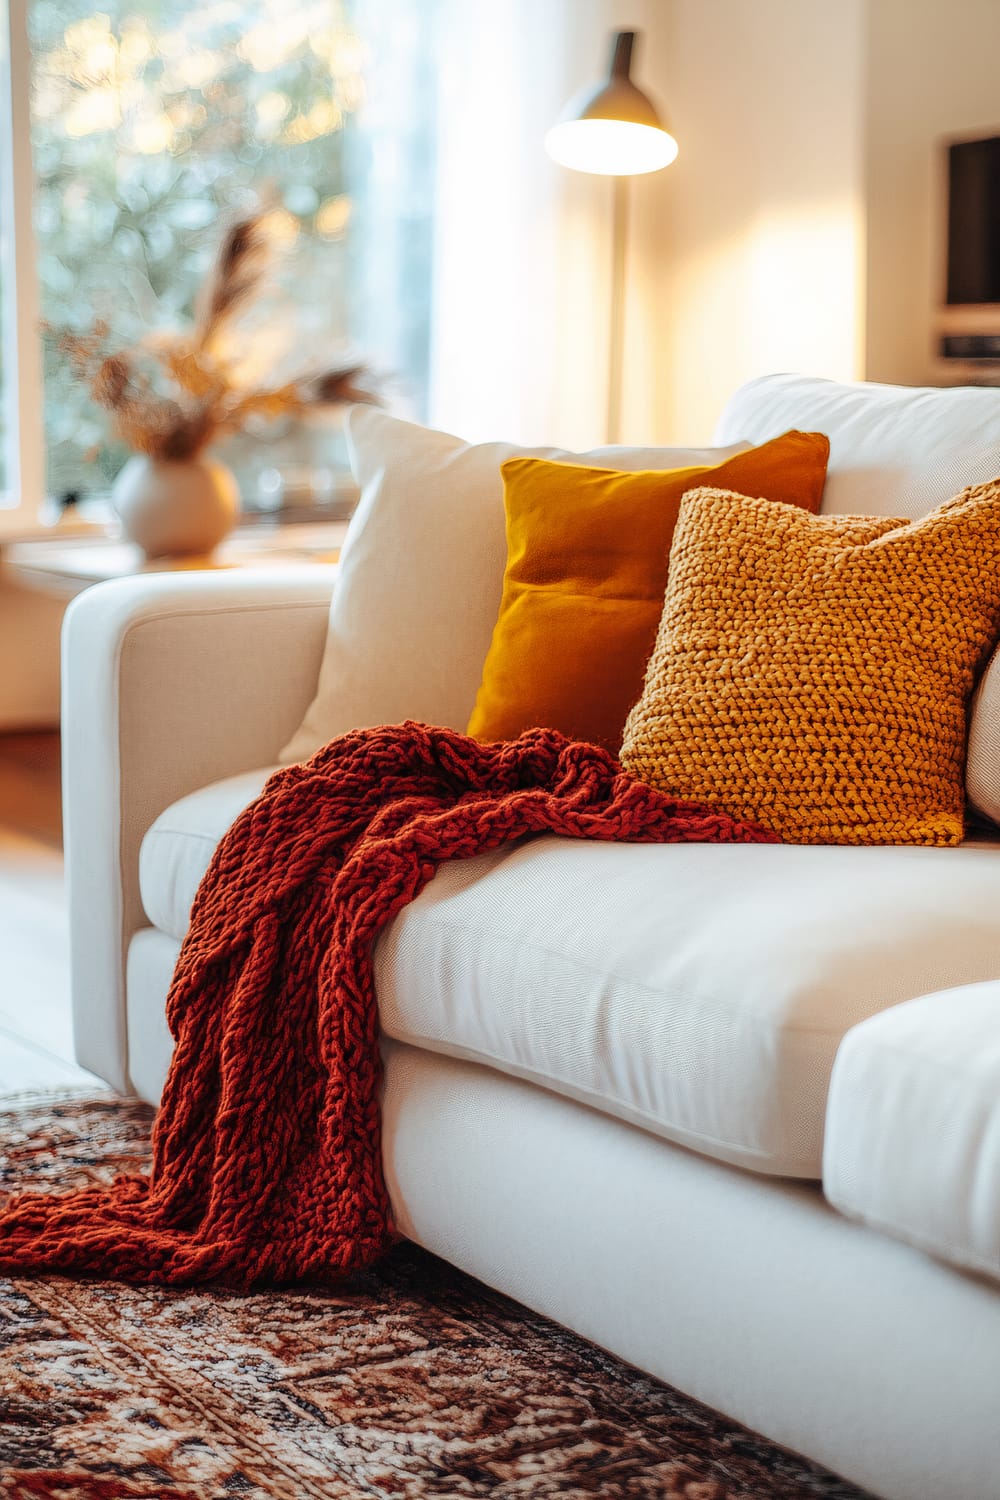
(545, 119), (678, 177)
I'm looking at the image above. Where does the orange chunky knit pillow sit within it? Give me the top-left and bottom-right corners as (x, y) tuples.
(620, 481), (1000, 846)
(467, 431), (830, 750)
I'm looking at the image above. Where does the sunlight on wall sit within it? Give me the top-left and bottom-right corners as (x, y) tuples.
(549, 171), (616, 448)
(746, 204), (864, 381)
(663, 200), (865, 443)
(654, 0), (866, 442)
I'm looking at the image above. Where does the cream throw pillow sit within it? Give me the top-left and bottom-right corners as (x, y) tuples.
(968, 655), (1000, 825)
(279, 408), (750, 763)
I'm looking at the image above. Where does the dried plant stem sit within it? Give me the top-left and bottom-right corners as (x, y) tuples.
(54, 210), (380, 465)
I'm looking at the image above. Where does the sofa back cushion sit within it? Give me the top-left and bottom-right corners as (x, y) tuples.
(279, 409), (748, 763)
(714, 373), (1000, 516)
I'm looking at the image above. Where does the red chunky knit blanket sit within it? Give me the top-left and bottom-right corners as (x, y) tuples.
(0, 723), (775, 1288)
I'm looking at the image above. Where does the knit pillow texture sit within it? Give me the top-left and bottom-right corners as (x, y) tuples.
(466, 430), (830, 751)
(620, 480), (1000, 846)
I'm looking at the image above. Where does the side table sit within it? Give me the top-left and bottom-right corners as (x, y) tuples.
(2, 520), (350, 598)
(0, 520), (348, 729)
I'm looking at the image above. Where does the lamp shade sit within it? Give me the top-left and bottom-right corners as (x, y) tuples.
(545, 31), (677, 176)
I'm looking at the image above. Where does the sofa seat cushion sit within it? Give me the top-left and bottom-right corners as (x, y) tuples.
(140, 770), (1000, 1180)
(375, 838), (1000, 1179)
(823, 981), (1000, 1282)
(139, 767), (279, 938)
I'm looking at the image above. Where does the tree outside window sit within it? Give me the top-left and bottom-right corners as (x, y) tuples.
(2, 0), (436, 510)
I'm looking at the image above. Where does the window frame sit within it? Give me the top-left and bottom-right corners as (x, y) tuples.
(1, 0), (45, 530)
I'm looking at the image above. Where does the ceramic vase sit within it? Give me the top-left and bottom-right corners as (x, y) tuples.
(112, 454), (240, 559)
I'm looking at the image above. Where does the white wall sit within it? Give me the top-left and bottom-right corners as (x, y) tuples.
(865, 0), (1000, 386)
(654, 0), (866, 441)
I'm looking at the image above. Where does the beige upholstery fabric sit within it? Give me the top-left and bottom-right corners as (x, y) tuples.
(139, 767), (278, 938)
(278, 407), (749, 763)
(825, 980), (1000, 1282)
(126, 927), (180, 1106)
(139, 769), (1000, 1179)
(61, 571), (334, 1094)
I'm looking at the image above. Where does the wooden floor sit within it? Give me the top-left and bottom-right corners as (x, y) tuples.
(0, 732), (99, 1094)
(0, 731), (63, 848)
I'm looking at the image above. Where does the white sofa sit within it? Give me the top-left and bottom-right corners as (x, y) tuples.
(64, 375), (1000, 1500)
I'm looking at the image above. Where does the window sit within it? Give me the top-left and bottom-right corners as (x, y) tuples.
(1, 0), (46, 523)
(0, 0), (436, 524)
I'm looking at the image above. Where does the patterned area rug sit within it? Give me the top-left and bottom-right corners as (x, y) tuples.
(1, 1092), (874, 1500)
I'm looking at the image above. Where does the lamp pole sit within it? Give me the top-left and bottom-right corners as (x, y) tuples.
(545, 29), (677, 446)
(607, 175), (629, 445)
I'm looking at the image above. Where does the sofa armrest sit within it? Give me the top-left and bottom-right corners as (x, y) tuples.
(62, 568), (334, 1092)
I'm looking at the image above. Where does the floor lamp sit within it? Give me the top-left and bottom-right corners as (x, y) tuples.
(546, 31), (677, 444)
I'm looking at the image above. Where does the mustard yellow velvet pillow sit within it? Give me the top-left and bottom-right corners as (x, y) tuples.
(620, 481), (1000, 846)
(467, 430), (830, 750)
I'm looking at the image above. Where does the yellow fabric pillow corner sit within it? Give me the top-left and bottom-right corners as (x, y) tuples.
(620, 480), (1000, 846)
(467, 430), (830, 750)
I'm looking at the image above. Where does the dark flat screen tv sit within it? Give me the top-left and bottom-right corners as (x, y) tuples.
(947, 134), (1000, 305)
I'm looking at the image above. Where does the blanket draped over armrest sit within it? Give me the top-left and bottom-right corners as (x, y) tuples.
(0, 723), (776, 1289)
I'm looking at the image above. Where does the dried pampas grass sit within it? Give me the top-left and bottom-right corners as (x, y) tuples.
(57, 210), (378, 464)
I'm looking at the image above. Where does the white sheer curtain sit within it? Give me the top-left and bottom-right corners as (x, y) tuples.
(427, 0), (674, 449)
(346, 0), (439, 420)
